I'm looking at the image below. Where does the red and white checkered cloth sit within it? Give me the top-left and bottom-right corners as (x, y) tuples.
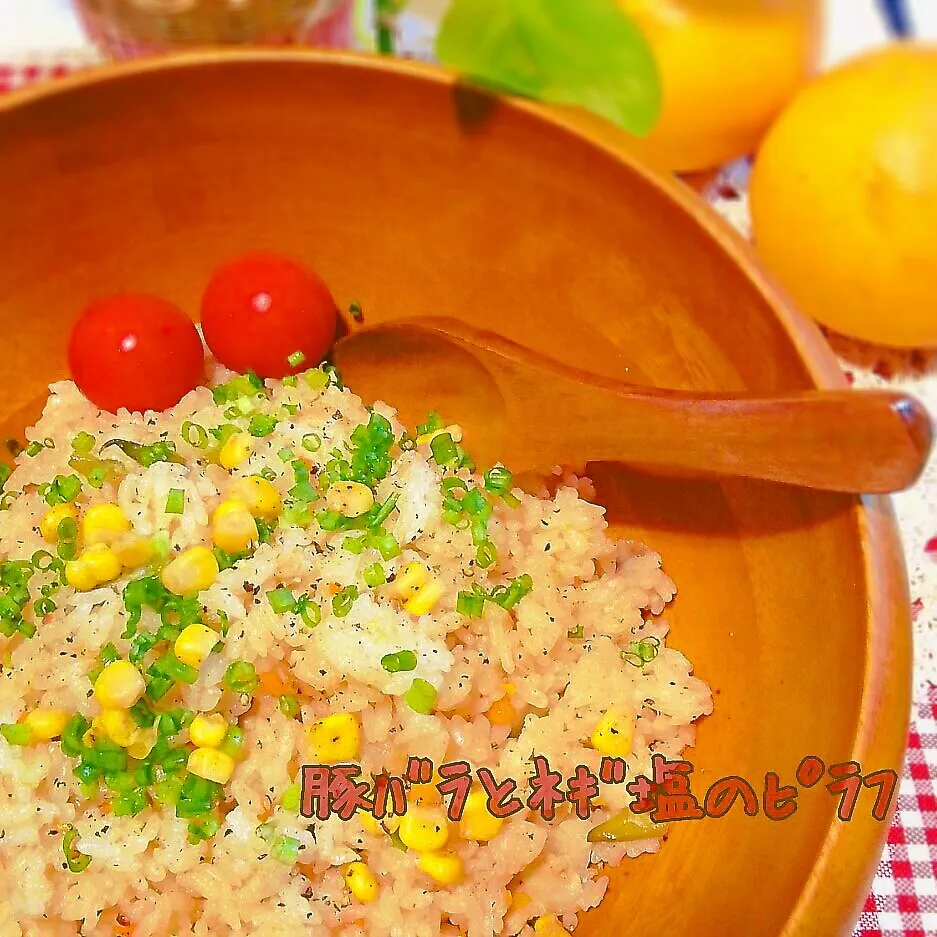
(0, 56), (935, 937)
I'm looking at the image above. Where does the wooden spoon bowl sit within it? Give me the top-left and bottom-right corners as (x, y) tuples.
(331, 315), (932, 493)
(0, 51), (912, 937)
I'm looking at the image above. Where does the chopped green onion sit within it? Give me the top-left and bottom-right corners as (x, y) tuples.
(343, 534), (367, 555)
(40, 474), (83, 507)
(301, 368), (329, 391)
(267, 588), (296, 614)
(165, 489), (186, 515)
(256, 518), (275, 544)
(370, 493), (399, 528)
(277, 447), (294, 463)
(128, 631), (158, 665)
(152, 775), (184, 807)
(187, 815), (221, 843)
(0, 723), (32, 746)
(301, 434), (322, 453)
(72, 432), (96, 455)
(33, 596), (56, 617)
(332, 585), (358, 618)
(150, 651), (199, 685)
(130, 699), (157, 729)
(405, 679), (438, 715)
(622, 636), (661, 668)
(271, 833), (302, 864)
(61, 715), (89, 757)
(363, 563), (386, 588)
(248, 415), (278, 438)
(381, 650), (418, 673)
(280, 783), (301, 813)
(278, 695), (300, 718)
(288, 350), (306, 368)
(87, 467), (107, 489)
(416, 412), (444, 437)
(181, 422), (209, 449)
(259, 467), (278, 483)
(349, 301), (363, 321)
(568, 625), (585, 640)
(220, 725), (245, 757)
(294, 595), (321, 629)
(102, 439), (183, 468)
(456, 591), (486, 618)
(223, 660), (260, 696)
(288, 461), (318, 503)
(112, 788), (149, 817)
(484, 466), (514, 496)
(476, 540), (497, 569)
(63, 826), (91, 872)
(487, 574), (534, 611)
(30, 549), (55, 571)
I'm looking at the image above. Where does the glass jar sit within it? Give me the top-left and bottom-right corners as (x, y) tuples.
(73, 0), (355, 60)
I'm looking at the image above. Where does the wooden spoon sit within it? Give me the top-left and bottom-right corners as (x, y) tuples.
(330, 316), (932, 494)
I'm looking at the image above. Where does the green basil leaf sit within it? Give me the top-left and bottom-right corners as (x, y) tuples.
(435, 0), (662, 137)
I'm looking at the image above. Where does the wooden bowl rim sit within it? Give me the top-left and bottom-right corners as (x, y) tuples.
(0, 48), (912, 936)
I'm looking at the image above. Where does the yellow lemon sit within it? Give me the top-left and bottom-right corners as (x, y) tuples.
(621, 0), (822, 172)
(750, 43), (937, 348)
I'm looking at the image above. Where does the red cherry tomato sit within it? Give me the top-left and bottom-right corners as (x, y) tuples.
(67, 294), (205, 414)
(199, 252), (339, 379)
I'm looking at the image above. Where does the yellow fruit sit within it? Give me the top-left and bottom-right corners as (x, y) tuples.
(750, 44), (937, 348)
(619, 0), (821, 172)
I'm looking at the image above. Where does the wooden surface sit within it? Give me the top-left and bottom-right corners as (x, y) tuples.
(0, 51), (913, 937)
(333, 315), (933, 493)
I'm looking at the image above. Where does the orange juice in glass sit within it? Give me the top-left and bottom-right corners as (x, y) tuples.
(73, 0), (355, 59)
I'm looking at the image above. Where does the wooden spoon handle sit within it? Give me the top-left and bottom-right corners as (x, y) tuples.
(410, 317), (933, 494)
(572, 387), (932, 493)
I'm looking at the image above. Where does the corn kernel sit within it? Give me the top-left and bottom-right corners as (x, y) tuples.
(82, 503), (132, 546)
(307, 713), (360, 764)
(82, 544), (122, 587)
(99, 708), (142, 748)
(93, 660), (145, 710)
(161, 546), (219, 596)
(404, 579), (445, 617)
(65, 557), (98, 592)
(23, 708), (70, 742)
(39, 504), (78, 543)
(128, 727), (158, 760)
(534, 915), (569, 935)
(228, 477), (282, 520)
(174, 623), (221, 669)
(112, 533), (155, 571)
(591, 708), (634, 759)
(416, 424), (463, 447)
(212, 500), (258, 554)
(344, 861), (379, 903)
(459, 790), (504, 842)
(398, 806), (449, 852)
(393, 562), (430, 600)
(187, 747), (236, 784)
(487, 697), (516, 727)
(417, 849), (464, 886)
(189, 713), (228, 748)
(325, 481), (374, 518)
(219, 433), (253, 470)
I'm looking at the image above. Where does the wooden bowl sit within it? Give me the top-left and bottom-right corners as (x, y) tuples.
(0, 51), (911, 937)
